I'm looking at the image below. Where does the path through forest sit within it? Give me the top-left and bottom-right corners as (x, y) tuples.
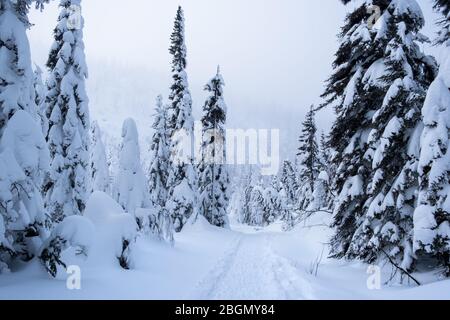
(188, 226), (317, 300)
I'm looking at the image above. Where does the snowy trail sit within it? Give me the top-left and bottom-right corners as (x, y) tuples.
(188, 231), (315, 300)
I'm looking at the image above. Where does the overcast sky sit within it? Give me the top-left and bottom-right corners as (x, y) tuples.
(27, 0), (441, 159)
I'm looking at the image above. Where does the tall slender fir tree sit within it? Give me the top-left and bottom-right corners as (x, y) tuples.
(166, 6), (198, 232)
(298, 106), (320, 210)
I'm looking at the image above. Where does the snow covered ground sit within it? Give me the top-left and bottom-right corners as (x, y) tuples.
(0, 211), (449, 300)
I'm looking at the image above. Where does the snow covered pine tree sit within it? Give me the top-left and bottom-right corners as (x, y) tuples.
(44, 0), (90, 223)
(198, 67), (230, 228)
(166, 6), (198, 232)
(415, 0), (450, 276)
(297, 106), (320, 211)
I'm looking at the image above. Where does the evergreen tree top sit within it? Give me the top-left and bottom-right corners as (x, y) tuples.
(202, 67), (227, 128)
(169, 6), (187, 72)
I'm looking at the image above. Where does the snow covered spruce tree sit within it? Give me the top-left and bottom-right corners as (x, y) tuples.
(44, 0), (90, 223)
(197, 67), (230, 228)
(415, 0), (450, 275)
(114, 118), (149, 228)
(322, 0), (392, 258)
(0, 0), (51, 272)
(89, 121), (109, 194)
(147, 95), (174, 243)
(166, 6), (198, 232)
(297, 106), (319, 211)
(346, 0), (437, 271)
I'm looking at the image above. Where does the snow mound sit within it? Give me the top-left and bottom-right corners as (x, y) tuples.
(84, 192), (138, 269)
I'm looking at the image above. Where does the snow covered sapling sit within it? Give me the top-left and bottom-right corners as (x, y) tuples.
(89, 121), (110, 194)
(39, 215), (94, 277)
(114, 118), (149, 226)
(166, 6), (198, 232)
(44, 0), (90, 223)
(198, 67), (230, 228)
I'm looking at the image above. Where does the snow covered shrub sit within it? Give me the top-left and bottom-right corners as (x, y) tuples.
(84, 192), (138, 270)
(39, 215), (94, 278)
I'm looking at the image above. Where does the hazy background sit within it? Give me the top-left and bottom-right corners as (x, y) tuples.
(27, 0), (441, 161)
